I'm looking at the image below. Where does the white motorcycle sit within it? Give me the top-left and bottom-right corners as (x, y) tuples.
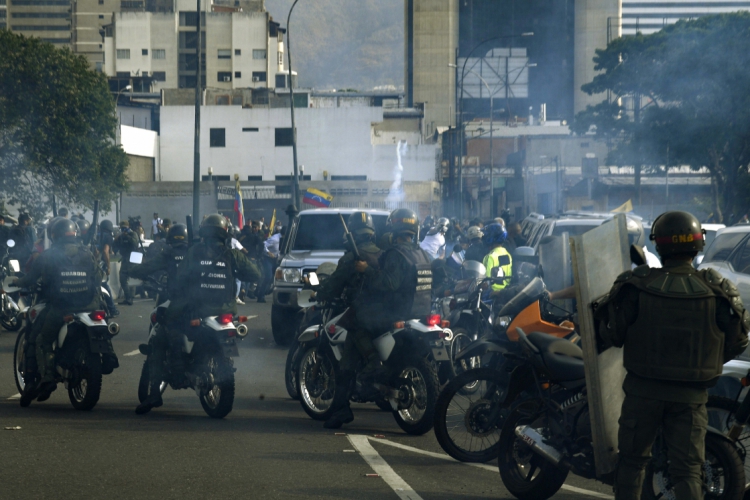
(296, 273), (453, 435)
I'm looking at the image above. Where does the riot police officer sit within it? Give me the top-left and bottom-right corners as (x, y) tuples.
(324, 208), (432, 429)
(13, 218), (103, 406)
(315, 211), (383, 379)
(597, 211), (749, 500)
(136, 215), (260, 414)
(114, 220), (140, 306)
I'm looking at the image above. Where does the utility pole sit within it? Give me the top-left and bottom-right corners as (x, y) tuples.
(287, 0), (301, 210)
(192, 0), (202, 227)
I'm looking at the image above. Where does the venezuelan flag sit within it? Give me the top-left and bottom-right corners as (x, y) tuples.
(303, 188), (333, 208)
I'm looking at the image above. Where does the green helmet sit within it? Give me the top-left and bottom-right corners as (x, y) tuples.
(51, 218), (78, 241)
(649, 211), (705, 258)
(199, 214), (229, 239)
(347, 211), (376, 236)
(389, 208), (419, 237)
(167, 223), (188, 246)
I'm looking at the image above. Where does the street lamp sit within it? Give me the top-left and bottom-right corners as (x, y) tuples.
(451, 32), (533, 220)
(287, 0), (301, 210)
(114, 84), (132, 125)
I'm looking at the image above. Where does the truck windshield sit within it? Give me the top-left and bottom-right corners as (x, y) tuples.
(292, 214), (388, 251)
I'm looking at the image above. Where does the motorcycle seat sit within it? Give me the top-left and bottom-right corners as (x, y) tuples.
(527, 331), (585, 382)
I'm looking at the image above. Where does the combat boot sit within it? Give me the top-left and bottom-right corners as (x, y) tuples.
(324, 403), (354, 429)
(135, 392), (163, 415)
(20, 383), (39, 407)
(36, 381), (57, 402)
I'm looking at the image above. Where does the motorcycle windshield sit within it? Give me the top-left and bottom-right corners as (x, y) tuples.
(496, 277), (546, 319)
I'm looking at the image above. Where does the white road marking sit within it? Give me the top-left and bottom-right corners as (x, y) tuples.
(123, 349), (142, 357)
(371, 437), (614, 500)
(7, 393), (21, 400)
(347, 435), (424, 500)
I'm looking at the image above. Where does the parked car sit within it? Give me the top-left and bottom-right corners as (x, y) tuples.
(271, 208), (390, 346)
(520, 211), (641, 251)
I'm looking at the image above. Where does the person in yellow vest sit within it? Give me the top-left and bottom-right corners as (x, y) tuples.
(482, 222), (512, 293)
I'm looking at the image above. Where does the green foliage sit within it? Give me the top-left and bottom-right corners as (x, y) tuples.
(573, 12), (750, 222)
(0, 31), (129, 220)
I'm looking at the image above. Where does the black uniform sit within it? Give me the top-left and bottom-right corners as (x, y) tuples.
(464, 242), (487, 264)
(114, 228), (139, 302)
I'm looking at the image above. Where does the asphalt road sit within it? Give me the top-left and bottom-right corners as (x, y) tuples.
(0, 299), (614, 499)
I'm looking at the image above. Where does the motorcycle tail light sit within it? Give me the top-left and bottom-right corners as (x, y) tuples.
(150, 313), (157, 324)
(63, 314), (74, 322)
(426, 314), (441, 327)
(218, 313), (233, 325)
(238, 315), (248, 323)
(393, 321), (405, 329)
(440, 320), (450, 328)
(742, 377), (750, 387)
(190, 319), (201, 327)
(89, 311), (106, 321)
(327, 324), (336, 334)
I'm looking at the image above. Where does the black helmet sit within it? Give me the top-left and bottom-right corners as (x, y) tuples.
(76, 219), (91, 237)
(100, 219), (114, 232)
(51, 218), (78, 241)
(347, 211), (376, 236)
(47, 216), (64, 239)
(199, 213), (229, 239)
(167, 224), (188, 246)
(390, 208), (419, 237)
(650, 211), (705, 258)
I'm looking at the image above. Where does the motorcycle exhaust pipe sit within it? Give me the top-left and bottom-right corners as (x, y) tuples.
(236, 324), (248, 338)
(515, 425), (563, 466)
(108, 322), (120, 336)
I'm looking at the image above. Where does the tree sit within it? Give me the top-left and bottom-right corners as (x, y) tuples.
(0, 30), (128, 220)
(572, 13), (750, 223)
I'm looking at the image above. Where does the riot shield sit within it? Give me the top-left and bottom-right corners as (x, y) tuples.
(570, 214), (630, 476)
(538, 232), (574, 312)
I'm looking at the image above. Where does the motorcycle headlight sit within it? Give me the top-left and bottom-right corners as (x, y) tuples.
(281, 268), (302, 283)
(495, 315), (511, 328)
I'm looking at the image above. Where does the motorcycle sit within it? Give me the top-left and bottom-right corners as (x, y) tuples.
(1, 240), (23, 331)
(295, 272), (453, 435)
(136, 275), (251, 419)
(10, 280), (121, 411)
(433, 276), (576, 463)
(495, 327), (745, 500)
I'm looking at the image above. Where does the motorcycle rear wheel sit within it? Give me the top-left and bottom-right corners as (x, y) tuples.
(391, 356), (439, 436)
(434, 367), (508, 463)
(199, 356), (235, 419)
(68, 340), (103, 411)
(497, 400), (568, 500)
(298, 346), (339, 421)
(13, 330), (27, 393)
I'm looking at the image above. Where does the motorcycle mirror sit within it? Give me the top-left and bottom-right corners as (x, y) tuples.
(129, 252), (143, 264)
(6, 239), (15, 248)
(9, 260), (20, 273)
(515, 246), (535, 258)
(307, 272), (319, 287)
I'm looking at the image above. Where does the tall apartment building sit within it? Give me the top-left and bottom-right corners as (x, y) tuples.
(4, 0), (72, 46)
(0, 0), (6, 31)
(622, 0), (750, 35)
(103, 8), (282, 92)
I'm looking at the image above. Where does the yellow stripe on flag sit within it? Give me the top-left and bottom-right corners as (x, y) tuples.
(306, 187), (334, 202)
(269, 209), (276, 230)
(611, 199), (633, 213)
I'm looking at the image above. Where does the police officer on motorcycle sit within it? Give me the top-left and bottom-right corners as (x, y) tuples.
(135, 215), (260, 414)
(481, 223), (512, 294)
(13, 218), (104, 406)
(323, 208), (432, 429)
(597, 211), (750, 500)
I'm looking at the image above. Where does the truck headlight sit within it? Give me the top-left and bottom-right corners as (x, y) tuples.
(275, 267), (302, 283)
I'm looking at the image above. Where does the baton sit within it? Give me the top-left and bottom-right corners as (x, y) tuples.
(339, 214), (361, 261)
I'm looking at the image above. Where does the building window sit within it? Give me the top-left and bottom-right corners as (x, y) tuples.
(116, 49), (130, 59)
(152, 49), (165, 60)
(234, 71), (241, 78)
(275, 128), (295, 147)
(218, 49), (231, 59)
(252, 49), (266, 60)
(11, 12), (69, 18)
(216, 95), (230, 105)
(179, 11), (204, 27)
(242, 127), (259, 132)
(232, 95), (243, 106)
(152, 71), (166, 81)
(251, 71), (266, 82)
(247, 175), (262, 181)
(331, 175), (367, 181)
(11, 24), (70, 30)
(202, 175), (230, 181)
(99, 14), (104, 18)
(99, 0), (103, 3)
(95, 61), (103, 72)
(234, 48), (241, 56)
(142, 48), (148, 56)
(217, 71), (232, 82)
(210, 128), (225, 147)
(116, 71), (130, 78)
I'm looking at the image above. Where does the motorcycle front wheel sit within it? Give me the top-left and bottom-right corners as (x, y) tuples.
(198, 356), (235, 419)
(285, 339), (303, 400)
(298, 346), (339, 421)
(68, 340), (103, 411)
(13, 330), (27, 393)
(434, 367), (509, 463)
(391, 356), (439, 436)
(497, 400), (568, 500)
(137, 360), (168, 403)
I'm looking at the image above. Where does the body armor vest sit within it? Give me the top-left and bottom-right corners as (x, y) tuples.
(623, 267), (725, 383)
(388, 244), (433, 320)
(191, 244), (234, 307)
(166, 245), (188, 297)
(50, 244), (98, 310)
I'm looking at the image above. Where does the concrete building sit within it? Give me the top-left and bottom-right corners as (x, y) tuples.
(621, 0), (750, 35)
(404, 0), (459, 136)
(103, 6), (279, 92)
(5, 0), (72, 46)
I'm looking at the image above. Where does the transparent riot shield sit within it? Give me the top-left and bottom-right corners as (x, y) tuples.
(570, 214), (630, 476)
(538, 232), (574, 312)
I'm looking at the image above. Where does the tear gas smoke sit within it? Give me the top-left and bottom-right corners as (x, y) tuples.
(386, 140), (407, 209)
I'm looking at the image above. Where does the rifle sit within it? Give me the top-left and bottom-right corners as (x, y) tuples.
(186, 215), (195, 248)
(338, 214), (361, 261)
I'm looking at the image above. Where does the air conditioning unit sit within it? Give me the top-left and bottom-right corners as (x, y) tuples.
(252, 76), (260, 82)
(223, 76), (231, 82)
